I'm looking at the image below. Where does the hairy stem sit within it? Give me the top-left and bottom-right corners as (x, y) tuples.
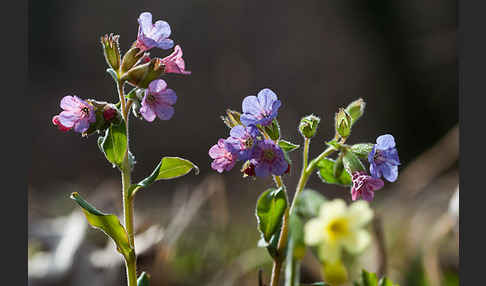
(118, 80), (137, 285)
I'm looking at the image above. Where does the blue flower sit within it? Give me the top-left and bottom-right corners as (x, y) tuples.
(368, 134), (400, 182)
(226, 125), (261, 161)
(240, 88), (281, 127)
(250, 140), (289, 177)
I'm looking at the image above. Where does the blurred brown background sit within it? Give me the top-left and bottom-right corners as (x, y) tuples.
(28, 1), (458, 285)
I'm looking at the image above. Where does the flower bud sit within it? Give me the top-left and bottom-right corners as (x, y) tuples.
(83, 100), (121, 136)
(241, 161), (256, 178)
(345, 98), (365, 126)
(322, 261), (348, 285)
(298, 114), (320, 139)
(335, 108), (352, 139)
(100, 33), (121, 71)
(120, 45), (144, 74)
(122, 58), (165, 88)
(221, 109), (242, 128)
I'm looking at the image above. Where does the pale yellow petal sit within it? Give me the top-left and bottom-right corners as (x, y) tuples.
(319, 199), (347, 222)
(318, 241), (342, 263)
(342, 229), (371, 254)
(304, 218), (325, 246)
(347, 200), (373, 229)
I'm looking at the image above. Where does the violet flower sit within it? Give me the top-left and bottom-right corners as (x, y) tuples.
(250, 139), (288, 177)
(350, 171), (384, 201)
(209, 139), (238, 173)
(368, 134), (400, 182)
(140, 79), (177, 122)
(240, 88), (281, 127)
(53, 96), (96, 133)
(136, 12), (174, 52)
(160, 45), (191, 75)
(226, 125), (261, 161)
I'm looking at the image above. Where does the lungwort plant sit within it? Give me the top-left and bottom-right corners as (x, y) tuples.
(52, 12), (197, 286)
(209, 89), (400, 285)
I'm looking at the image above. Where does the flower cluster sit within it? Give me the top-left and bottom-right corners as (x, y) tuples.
(52, 12), (191, 134)
(209, 88), (289, 177)
(349, 134), (400, 201)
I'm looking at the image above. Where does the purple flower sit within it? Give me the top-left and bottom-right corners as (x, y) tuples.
(250, 140), (288, 177)
(140, 79), (177, 122)
(160, 45), (191, 75)
(135, 12), (174, 52)
(240, 88), (282, 127)
(209, 139), (238, 173)
(226, 125), (261, 161)
(368, 134), (400, 182)
(53, 95), (96, 133)
(351, 171), (384, 201)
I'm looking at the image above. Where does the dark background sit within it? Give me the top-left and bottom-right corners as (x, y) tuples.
(28, 1), (458, 285)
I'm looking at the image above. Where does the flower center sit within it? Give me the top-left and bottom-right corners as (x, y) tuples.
(81, 107), (90, 116)
(262, 149), (275, 162)
(244, 137), (254, 149)
(374, 150), (386, 164)
(147, 94), (156, 103)
(326, 218), (349, 242)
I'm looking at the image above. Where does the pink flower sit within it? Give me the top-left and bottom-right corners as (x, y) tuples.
(160, 45), (191, 75)
(53, 96), (96, 133)
(209, 139), (238, 173)
(139, 79), (177, 122)
(350, 171), (384, 201)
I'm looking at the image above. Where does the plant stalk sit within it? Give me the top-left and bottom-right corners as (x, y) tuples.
(118, 80), (137, 285)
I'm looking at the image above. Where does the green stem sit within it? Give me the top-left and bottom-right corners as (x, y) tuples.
(118, 80), (137, 285)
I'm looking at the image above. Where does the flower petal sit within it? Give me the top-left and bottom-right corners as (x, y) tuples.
(342, 230), (371, 254)
(382, 164), (398, 182)
(154, 103), (175, 120)
(73, 119), (89, 133)
(347, 200), (373, 228)
(257, 88), (278, 111)
(140, 105), (156, 122)
(376, 134), (396, 150)
(230, 125), (246, 138)
(60, 96), (79, 111)
(58, 111), (77, 127)
(242, 95), (263, 115)
(157, 38), (174, 50)
(318, 241), (341, 263)
(304, 218), (325, 245)
(151, 20), (171, 40)
(138, 12), (153, 34)
(159, 89), (177, 105)
(148, 79), (167, 94)
(319, 199), (347, 221)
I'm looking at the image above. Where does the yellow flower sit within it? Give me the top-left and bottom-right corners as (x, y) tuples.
(304, 199), (373, 263)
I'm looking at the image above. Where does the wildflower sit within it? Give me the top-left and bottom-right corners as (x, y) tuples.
(304, 199), (373, 263)
(139, 79), (177, 122)
(240, 88), (281, 127)
(368, 134), (400, 182)
(103, 106), (117, 122)
(209, 139), (238, 173)
(53, 96), (96, 133)
(136, 12), (174, 52)
(160, 45), (191, 75)
(250, 140), (288, 177)
(350, 171), (384, 201)
(226, 125), (261, 161)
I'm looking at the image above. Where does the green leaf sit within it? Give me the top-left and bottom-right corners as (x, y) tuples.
(350, 143), (374, 159)
(278, 139), (300, 152)
(294, 189), (327, 218)
(70, 192), (132, 259)
(137, 272), (150, 286)
(256, 187), (287, 242)
(316, 158), (352, 186)
(362, 270), (379, 286)
(342, 150), (366, 174)
(354, 270), (399, 286)
(99, 121), (127, 167)
(138, 157), (199, 187)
